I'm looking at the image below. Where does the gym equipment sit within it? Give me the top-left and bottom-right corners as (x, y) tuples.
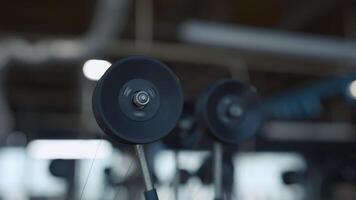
(92, 56), (183, 200)
(196, 79), (262, 145)
(196, 79), (262, 200)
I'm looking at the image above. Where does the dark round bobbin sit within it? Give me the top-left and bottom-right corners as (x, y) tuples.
(196, 79), (262, 200)
(196, 79), (262, 145)
(92, 56), (183, 200)
(92, 56), (183, 144)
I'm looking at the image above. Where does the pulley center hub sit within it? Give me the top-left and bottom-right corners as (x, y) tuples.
(227, 104), (244, 118)
(133, 91), (150, 109)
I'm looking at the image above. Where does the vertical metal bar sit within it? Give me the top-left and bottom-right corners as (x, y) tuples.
(135, 144), (154, 191)
(173, 150), (180, 200)
(214, 142), (223, 199)
(306, 163), (322, 200)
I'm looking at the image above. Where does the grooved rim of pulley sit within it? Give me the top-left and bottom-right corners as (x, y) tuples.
(196, 79), (262, 145)
(92, 56), (183, 144)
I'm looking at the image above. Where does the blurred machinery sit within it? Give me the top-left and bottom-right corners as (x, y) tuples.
(1, 0), (356, 200)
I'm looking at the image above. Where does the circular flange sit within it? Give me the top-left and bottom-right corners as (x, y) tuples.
(92, 56), (183, 144)
(196, 79), (262, 145)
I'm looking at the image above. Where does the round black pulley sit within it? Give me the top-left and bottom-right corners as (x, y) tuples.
(92, 56), (183, 144)
(196, 79), (262, 145)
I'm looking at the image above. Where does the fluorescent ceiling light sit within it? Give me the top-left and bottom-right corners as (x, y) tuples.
(348, 80), (356, 99)
(27, 139), (112, 159)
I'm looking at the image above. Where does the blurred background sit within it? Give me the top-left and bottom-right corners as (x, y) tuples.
(1, 0), (356, 199)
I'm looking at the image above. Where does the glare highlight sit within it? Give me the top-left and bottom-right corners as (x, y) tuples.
(82, 59), (111, 81)
(348, 80), (356, 99)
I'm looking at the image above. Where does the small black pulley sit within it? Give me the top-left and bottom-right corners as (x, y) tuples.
(92, 56), (183, 200)
(196, 79), (262, 200)
(196, 79), (262, 145)
(93, 56), (183, 144)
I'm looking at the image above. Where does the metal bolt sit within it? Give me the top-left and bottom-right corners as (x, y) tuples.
(133, 91), (150, 108)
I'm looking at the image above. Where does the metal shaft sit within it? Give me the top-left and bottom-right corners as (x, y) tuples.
(213, 142), (223, 199)
(135, 144), (154, 191)
(173, 150), (180, 200)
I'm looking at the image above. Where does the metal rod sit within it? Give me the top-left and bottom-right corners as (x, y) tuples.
(213, 142), (223, 199)
(135, 144), (154, 191)
(173, 150), (180, 200)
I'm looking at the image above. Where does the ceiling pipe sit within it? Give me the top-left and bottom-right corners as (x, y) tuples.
(0, 0), (130, 66)
(179, 20), (356, 63)
(0, 0), (130, 138)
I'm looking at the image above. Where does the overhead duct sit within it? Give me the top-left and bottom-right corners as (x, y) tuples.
(0, 0), (130, 65)
(0, 0), (130, 138)
(179, 20), (356, 63)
